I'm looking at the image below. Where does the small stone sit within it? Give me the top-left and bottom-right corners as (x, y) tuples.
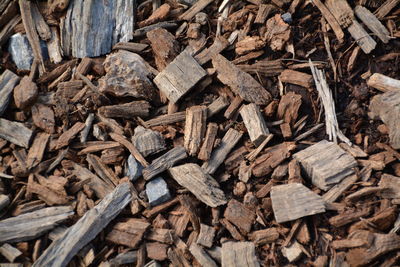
(146, 177), (171, 206)
(281, 12), (292, 24)
(8, 33), (34, 70)
(125, 154), (143, 181)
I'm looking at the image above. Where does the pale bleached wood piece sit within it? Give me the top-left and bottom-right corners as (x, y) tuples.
(154, 51), (207, 103)
(379, 173), (400, 199)
(347, 20), (377, 54)
(0, 206), (73, 243)
(323, 174), (358, 203)
(179, 0), (213, 21)
(212, 54), (272, 105)
(184, 105), (207, 156)
(198, 123), (218, 161)
(221, 241), (260, 267)
(143, 146), (187, 181)
(46, 27), (63, 64)
(31, 2), (51, 41)
(0, 70), (20, 115)
(367, 73), (400, 92)
(271, 183), (326, 223)
(325, 0), (354, 28)
(207, 96), (229, 117)
(0, 118), (32, 148)
(86, 154), (119, 187)
(132, 126), (166, 157)
(0, 243), (22, 263)
(189, 243), (218, 267)
(197, 224), (215, 248)
(33, 183), (131, 267)
(202, 128), (242, 174)
(239, 103), (269, 146)
(169, 163), (227, 207)
(80, 113), (94, 143)
(355, 5), (390, 43)
(374, 0), (400, 19)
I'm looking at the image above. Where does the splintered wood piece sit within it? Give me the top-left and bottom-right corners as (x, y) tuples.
(271, 183), (326, 223)
(69, 161), (114, 199)
(249, 228), (279, 246)
(198, 123), (218, 161)
(109, 132), (149, 167)
(27, 132), (49, 169)
(14, 75), (38, 109)
(237, 60), (283, 76)
(146, 242), (168, 261)
(37, 60), (78, 84)
(47, 27), (62, 64)
(277, 92), (302, 125)
(279, 70), (313, 88)
(194, 36), (230, 65)
(202, 128), (242, 174)
(106, 218), (150, 248)
(224, 199), (255, 234)
(143, 111), (186, 127)
(147, 28), (180, 71)
(132, 126), (166, 157)
(346, 231), (400, 267)
(212, 54), (272, 105)
(369, 90), (400, 149)
(56, 122), (85, 149)
(240, 103), (269, 146)
(374, 0), (400, 19)
(293, 140), (357, 190)
(323, 174), (358, 203)
(379, 173), (400, 199)
(190, 243), (218, 267)
(0, 118), (33, 148)
(143, 147), (187, 181)
(224, 96), (242, 120)
(254, 4), (275, 24)
(154, 51), (206, 104)
(0, 69), (20, 115)
(184, 105), (207, 156)
(138, 3), (170, 28)
(264, 14), (291, 51)
(146, 228), (174, 244)
(78, 142), (121, 155)
(86, 154), (119, 187)
(179, 0), (213, 21)
(113, 42), (148, 53)
(312, 0), (345, 42)
(325, 0), (354, 28)
(0, 206), (73, 243)
(98, 101), (150, 119)
(347, 20), (377, 54)
(197, 224), (215, 248)
(31, 3), (51, 40)
(169, 163), (227, 207)
(207, 96), (230, 117)
(367, 73), (400, 92)
(235, 36), (265, 56)
(33, 183), (131, 267)
(0, 243), (22, 262)
(328, 207), (372, 227)
(221, 241), (260, 267)
(355, 6), (390, 43)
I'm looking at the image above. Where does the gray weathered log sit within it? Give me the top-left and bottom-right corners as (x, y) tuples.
(271, 183), (326, 223)
(169, 163), (227, 207)
(347, 20), (377, 54)
(0, 206), (73, 243)
(33, 183), (132, 267)
(221, 241), (260, 267)
(0, 118), (33, 148)
(0, 69), (20, 115)
(143, 146), (187, 180)
(367, 73), (400, 92)
(189, 243), (218, 267)
(293, 140), (357, 190)
(61, 0), (135, 58)
(132, 126), (166, 157)
(239, 103), (269, 146)
(202, 128), (242, 174)
(355, 5), (390, 43)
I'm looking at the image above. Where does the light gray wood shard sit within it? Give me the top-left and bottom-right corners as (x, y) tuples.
(0, 118), (33, 148)
(33, 183), (132, 267)
(61, 0), (135, 58)
(221, 241), (260, 267)
(169, 163), (227, 207)
(202, 128), (242, 174)
(189, 243), (218, 267)
(239, 103), (269, 146)
(0, 243), (22, 262)
(132, 126), (166, 157)
(293, 140), (357, 190)
(0, 69), (20, 115)
(271, 183), (326, 223)
(154, 51), (207, 103)
(355, 5), (390, 43)
(0, 206), (73, 243)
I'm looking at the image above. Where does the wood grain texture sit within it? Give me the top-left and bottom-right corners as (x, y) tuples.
(132, 126), (166, 157)
(221, 241), (260, 267)
(367, 73), (400, 92)
(0, 70), (20, 115)
(239, 103), (269, 146)
(184, 105), (207, 156)
(198, 123), (218, 161)
(179, 0), (213, 21)
(0, 118), (32, 148)
(355, 5), (390, 43)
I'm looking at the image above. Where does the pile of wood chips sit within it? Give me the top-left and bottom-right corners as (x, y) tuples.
(0, 0), (400, 266)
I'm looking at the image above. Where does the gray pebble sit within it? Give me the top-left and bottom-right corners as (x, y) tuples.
(145, 177), (171, 206)
(281, 12), (292, 24)
(125, 154), (143, 181)
(8, 33), (34, 70)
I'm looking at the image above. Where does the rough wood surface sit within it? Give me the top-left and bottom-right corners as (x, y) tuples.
(184, 105), (207, 156)
(154, 51), (206, 104)
(56, 122), (85, 149)
(99, 101), (150, 119)
(194, 36), (230, 65)
(355, 5), (390, 43)
(0, 118), (33, 148)
(202, 128), (242, 174)
(0, 194), (10, 212)
(33, 183), (131, 267)
(221, 241), (260, 267)
(113, 42), (148, 53)
(106, 218), (150, 248)
(374, 0), (400, 19)
(0, 70), (20, 115)
(179, 0), (213, 21)
(132, 126), (166, 157)
(254, 4), (275, 24)
(143, 146), (187, 180)
(367, 73), (400, 92)
(198, 123), (218, 161)
(197, 224), (215, 248)
(271, 183), (326, 223)
(26, 132), (49, 169)
(212, 54), (272, 105)
(109, 132), (149, 168)
(0, 243), (22, 263)
(347, 20), (377, 54)
(294, 140), (357, 190)
(279, 69), (313, 88)
(0, 206), (73, 243)
(169, 163), (227, 207)
(240, 103), (269, 146)
(190, 243), (218, 267)
(224, 199), (255, 234)
(147, 28), (179, 71)
(143, 112), (186, 127)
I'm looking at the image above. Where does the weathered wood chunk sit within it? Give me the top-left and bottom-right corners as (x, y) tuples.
(240, 103), (269, 146)
(33, 183), (132, 267)
(61, 0), (135, 58)
(106, 218), (150, 248)
(271, 183), (326, 223)
(249, 228), (279, 246)
(282, 241), (303, 263)
(169, 163), (227, 207)
(98, 51), (157, 100)
(202, 128), (242, 174)
(154, 51), (207, 104)
(147, 28), (180, 71)
(0, 194), (10, 212)
(27, 132), (49, 169)
(0, 69), (20, 115)
(0, 206), (73, 243)
(0, 243), (22, 263)
(143, 146), (187, 181)
(221, 241), (260, 267)
(98, 101), (151, 119)
(212, 54), (272, 105)
(367, 73), (400, 92)
(355, 5), (390, 43)
(293, 140), (357, 190)
(132, 126), (166, 157)
(0, 118), (33, 148)
(55, 122), (85, 149)
(224, 199), (255, 234)
(379, 173), (400, 199)
(184, 105), (207, 156)
(198, 122), (218, 161)
(197, 224), (215, 248)
(190, 243), (217, 267)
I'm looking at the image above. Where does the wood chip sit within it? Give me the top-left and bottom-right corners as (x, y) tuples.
(184, 105), (207, 156)
(240, 103), (269, 146)
(0, 118), (33, 148)
(106, 218), (150, 248)
(0, 70), (20, 115)
(221, 241), (260, 267)
(367, 73), (400, 92)
(224, 199), (255, 234)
